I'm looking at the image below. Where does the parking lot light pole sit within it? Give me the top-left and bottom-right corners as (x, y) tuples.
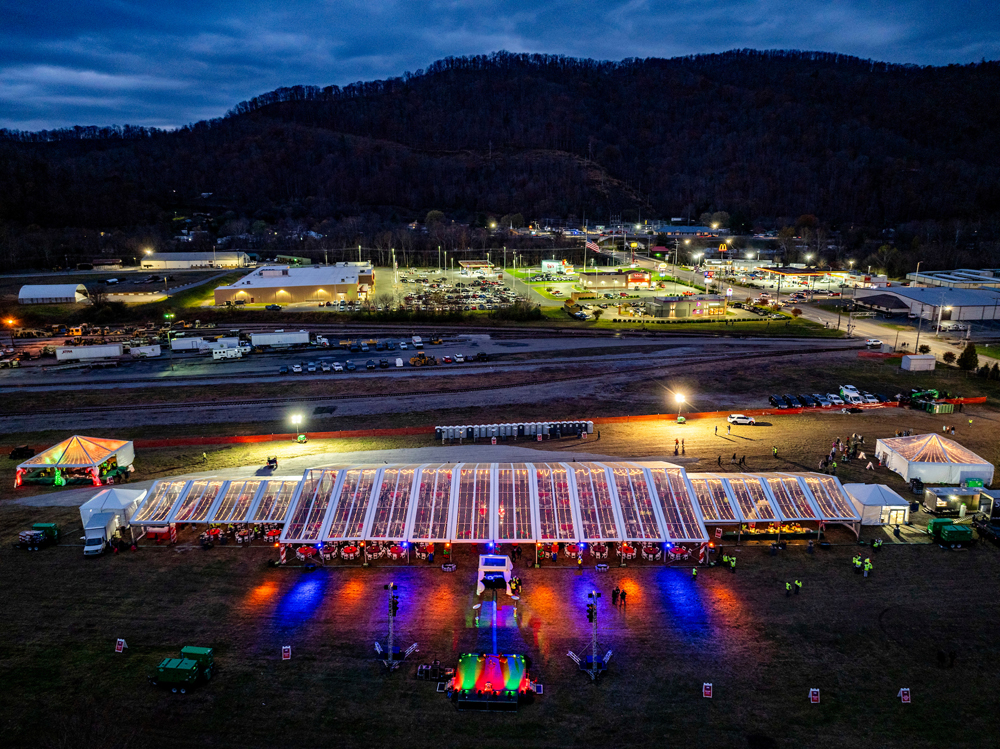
(291, 413), (303, 440)
(675, 393), (685, 420)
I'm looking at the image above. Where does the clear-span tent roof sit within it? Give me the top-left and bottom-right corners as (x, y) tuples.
(131, 463), (858, 542)
(131, 477), (299, 526)
(687, 473), (859, 523)
(18, 436), (133, 469)
(876, 433), (989, 465)
(278, 461), (712, 545)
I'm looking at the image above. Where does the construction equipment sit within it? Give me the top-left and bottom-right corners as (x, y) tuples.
(149, 646), (215, 693)
(13, 523), (59, 551)
(430, 336), (443, 345)
(410, 352), (438, 367)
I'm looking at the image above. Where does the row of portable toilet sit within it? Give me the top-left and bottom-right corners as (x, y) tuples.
(435, 421), (595, 441)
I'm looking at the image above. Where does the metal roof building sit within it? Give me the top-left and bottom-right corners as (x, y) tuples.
(132, 461), (862, 543)
(18, 284), (89, 304)
(214, 263), (375, 305)
(856, 286), (1000, 321)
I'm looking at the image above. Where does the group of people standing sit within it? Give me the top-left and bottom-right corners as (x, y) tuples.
(611, 586), (628, 607)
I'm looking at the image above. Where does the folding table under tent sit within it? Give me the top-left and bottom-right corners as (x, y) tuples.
(875, 433), (994, 485)
(842, 483), (911, 526)
(15, 435), (134, 487)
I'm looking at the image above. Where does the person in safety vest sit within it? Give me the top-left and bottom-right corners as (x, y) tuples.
(785, 581), (792, 597)
(794, 580), (802, 594)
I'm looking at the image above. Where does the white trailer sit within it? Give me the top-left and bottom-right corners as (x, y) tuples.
(130, 344), (161, 358)
(55, 343), (123, 362)
(207, 337), (241, 351)
(212, 348), (243, 360)
(251, 331), (310, 347)
(170, 337), (211, 352)
(79, 487), (145, 555)
(411, 335), (424, 349)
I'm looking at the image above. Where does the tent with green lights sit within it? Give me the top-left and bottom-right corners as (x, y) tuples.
(15, 436), (134, 488)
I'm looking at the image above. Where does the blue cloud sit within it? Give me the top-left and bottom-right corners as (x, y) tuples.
(0, 0), (997, 129)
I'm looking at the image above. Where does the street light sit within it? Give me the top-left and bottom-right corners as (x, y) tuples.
(675, 392), (685, 420)
(290, 413), (303, 439)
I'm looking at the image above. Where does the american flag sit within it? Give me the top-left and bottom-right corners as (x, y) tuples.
(586, 240), (600, 252)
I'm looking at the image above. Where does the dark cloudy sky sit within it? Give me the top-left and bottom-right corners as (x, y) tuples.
(2, 0), (998, 131)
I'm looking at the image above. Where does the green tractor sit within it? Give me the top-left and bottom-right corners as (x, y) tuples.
(149, 646), (215, 693)
(13, 523), (60, 551)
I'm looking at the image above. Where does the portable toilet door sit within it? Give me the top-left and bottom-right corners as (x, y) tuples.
(517, 423), (525, 438)
(474, 425), (481, 440)
(491, 425), (499, 439)
(435, 426), (443, 441)
(587, 421), (594, 434)
(466, 426), (474, 441)
(500, 424), (508, 440)
(541, 422), (549, 437)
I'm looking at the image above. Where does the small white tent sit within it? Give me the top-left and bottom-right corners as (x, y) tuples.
(875, 433), (993, 485)
(80, 487), (146, 527)
(842, 483), (911, 525)
(477, 554), (513, 596)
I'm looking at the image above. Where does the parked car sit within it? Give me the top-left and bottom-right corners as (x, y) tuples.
(768, 395), (787, 409)
(727, 414), (756, 425)
(865, 338), (883, 347)
(278, 365), (289, 374)
(812, 393), (832, 407)
(379, 358), (389, 368)
(320, 361), (331, 372)
(291, 364), (302, 373)
(827, 393), (845, 405)
(782, 394), (801, 407)
(306, 361), (317, 372)
(345, 360), (356, 371)
(265, 304), (282, 311)
(399, 342), (408, 350)
(366, 359), (376, 370)
(874, 392), (889, 403)
(798, 394), (817, 407)
(861, 393), (879, 404)
(454, 353), (465, 362)
(333, 362), (343, 372)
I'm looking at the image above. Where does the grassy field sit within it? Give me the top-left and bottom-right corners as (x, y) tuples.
(1, 418), (999, 747)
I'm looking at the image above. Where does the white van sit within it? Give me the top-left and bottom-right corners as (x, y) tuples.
(395, 358), (404, 368)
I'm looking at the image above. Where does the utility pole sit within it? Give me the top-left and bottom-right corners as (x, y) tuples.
(914, 302), (925, 352)
(587, 590), (601, 681)
(384, 582), (398, 671)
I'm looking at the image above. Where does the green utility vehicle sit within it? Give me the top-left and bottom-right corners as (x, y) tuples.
(149, 646), (215, 693)
(13, 523), (60, 551)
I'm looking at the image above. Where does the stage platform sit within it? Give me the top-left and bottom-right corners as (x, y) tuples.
(450, 653), (534, 711)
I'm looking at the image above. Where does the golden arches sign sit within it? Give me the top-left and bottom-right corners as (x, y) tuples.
(718, 243), (728, 252)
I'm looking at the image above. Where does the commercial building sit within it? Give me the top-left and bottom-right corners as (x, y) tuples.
(905, 268), (1000, 290)
(141, 251), (250, 270)
(213, 263), (375, 306)
(644, 295), (726, 319)
(18, 284), (89, 304)
(580, 269), (651, 291)
(855, 286), (1000, 322)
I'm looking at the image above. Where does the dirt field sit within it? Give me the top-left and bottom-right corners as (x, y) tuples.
(0, 504), (997, 749)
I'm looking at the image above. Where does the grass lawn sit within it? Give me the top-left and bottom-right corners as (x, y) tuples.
(2, 407), (1000, 747)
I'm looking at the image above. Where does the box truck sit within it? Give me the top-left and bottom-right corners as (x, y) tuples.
(55, 344), (124, 362)
(212, 348), (243, 360)
(170, 337), (212, 352)
(411, 335), (424, 349)
(82, 512), (122, 556)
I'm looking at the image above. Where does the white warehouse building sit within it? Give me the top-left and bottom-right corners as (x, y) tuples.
(141, 251), (250, 270)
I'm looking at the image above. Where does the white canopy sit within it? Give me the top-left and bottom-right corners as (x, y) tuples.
(875, 433), (993, 485)
(80, 487), (146, 526)
(842, 483), (911, 525)
(476, 554), (513, 596)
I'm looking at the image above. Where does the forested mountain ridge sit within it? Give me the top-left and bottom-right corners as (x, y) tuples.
(2, 49), (1000, 230)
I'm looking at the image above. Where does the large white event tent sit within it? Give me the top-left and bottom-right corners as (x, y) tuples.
(131, 461), (861, 543)
(875, 433), (994, 485)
